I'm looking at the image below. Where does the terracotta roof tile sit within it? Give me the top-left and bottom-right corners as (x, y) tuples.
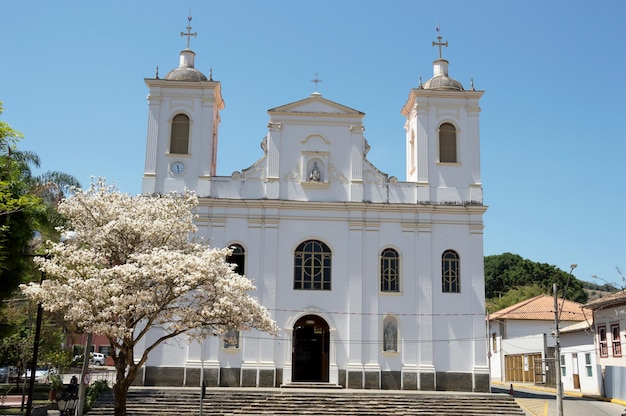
(489, 295), (589, 322)
(584, 290), (626, 310)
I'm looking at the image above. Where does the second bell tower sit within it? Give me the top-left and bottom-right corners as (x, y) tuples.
(142, 16), (224, 196)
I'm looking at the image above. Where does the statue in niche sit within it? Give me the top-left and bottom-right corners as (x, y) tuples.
(384, 321), (397, 352)
(309, 161), (321, 182)
(223, 327), (239, 349)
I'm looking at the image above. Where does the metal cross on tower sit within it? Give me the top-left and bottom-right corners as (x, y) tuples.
(432, 25), (448, 59)
(310, 73), (323, 92)
(181, 15), (197, 49)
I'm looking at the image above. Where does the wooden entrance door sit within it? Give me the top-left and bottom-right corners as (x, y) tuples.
(572, 353), (580, 389)
(292, 315), (329, 382)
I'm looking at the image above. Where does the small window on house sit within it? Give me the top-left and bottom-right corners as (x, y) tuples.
(611, 323), (622, 357)
(226, 244), (246, 276)
(560, 355), (566, 377)
(439, 122), (457, 163)
(98, 345), (111, 357)
(170, 114), (190, 154)
(585, 353), (592, 377)
(442, 250), (460, 293)
(492, 333), (497, 352)
(294, 240), (331, 290)
(380, 248), (400, 292)
(598, 325), (608, 357)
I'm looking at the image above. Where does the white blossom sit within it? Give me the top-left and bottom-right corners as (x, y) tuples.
(20, 178), (277, 415)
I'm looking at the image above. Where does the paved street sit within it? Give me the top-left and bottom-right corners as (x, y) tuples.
(493, 384), (626, 416)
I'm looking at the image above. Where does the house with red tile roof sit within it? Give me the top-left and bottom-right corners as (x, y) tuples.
(488, 295), (600, 394)
(584, 291), (626, 401)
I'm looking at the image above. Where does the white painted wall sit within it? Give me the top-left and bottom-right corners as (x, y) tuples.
(560, 330), (601, 395)
(139, 45), (488, 388)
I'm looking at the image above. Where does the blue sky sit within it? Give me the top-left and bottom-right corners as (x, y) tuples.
(2, 1), (625, 288)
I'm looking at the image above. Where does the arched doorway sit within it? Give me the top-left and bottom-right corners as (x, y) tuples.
(292, 315), (330, 382)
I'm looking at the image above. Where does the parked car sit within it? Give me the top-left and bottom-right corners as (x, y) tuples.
(0, 367), (18, 383)
(90, 353), (106, 366)
(23, 367), (49, 383)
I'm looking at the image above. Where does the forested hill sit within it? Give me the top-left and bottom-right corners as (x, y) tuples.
(484, 253), (618, 312)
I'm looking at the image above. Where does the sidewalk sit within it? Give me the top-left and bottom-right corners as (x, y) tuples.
(492, 380), (626, 406)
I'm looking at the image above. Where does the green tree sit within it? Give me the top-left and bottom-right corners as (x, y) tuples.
(486, 284), (545, 313)
(0, 103), (80, 380)
(484, 253), (587, 310)
(0, 102), (80, 304)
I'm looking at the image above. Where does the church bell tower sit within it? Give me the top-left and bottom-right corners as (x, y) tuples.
(142, 16), (224, 196)
(401, 28), (483, 204)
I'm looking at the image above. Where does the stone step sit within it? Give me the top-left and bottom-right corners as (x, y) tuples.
(89, 389), (525, 416)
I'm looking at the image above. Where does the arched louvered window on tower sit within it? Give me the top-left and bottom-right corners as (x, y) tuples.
(380, 248), (400, 293)
(170, 114), (190, 154)
(442, 249), (460, 293)
(438, 122), (457, 163)
(226, 244), (245, 276)
(294, 240), (331, 290)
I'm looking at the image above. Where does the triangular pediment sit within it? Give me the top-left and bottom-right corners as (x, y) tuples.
(269, 93), (364, 116)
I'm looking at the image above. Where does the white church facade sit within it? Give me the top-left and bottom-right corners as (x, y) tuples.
(139, 23), (489, 392)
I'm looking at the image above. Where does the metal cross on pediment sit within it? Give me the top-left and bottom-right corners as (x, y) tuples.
(181, 15), (197, 49)
(432, 25), (448, 59)
(310, 73), (323, 92)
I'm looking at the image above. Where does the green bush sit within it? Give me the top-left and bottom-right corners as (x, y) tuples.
(84, 380), (110, 413)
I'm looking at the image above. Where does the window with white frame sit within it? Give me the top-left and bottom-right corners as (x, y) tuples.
(294, 240), (331, 290)
(598, 325), (608, 357)
(226, 244), (246, 276)
(585, 353), (592, 377)
(438, 122), (457, 163)
(442, 250), (460, 293)
(170, 114), (190, 154)
(611, 323), (622, 357)
(380, 248), (400, 293)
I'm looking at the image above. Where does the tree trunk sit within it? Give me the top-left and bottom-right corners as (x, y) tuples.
(113, 381), (129, 416)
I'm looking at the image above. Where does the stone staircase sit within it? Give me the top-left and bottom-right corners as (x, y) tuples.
(88, 388), (526, 415)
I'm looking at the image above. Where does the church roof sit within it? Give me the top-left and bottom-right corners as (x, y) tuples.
(489, 295), (589, 322)
(268, 92), (364, 116)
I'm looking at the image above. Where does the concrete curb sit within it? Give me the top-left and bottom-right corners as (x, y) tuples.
(491, 380), (626, 405)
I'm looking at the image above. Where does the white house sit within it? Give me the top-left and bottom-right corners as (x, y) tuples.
(559, 320), (602, 395)
(488, 295), (598, 394)
(584, 291), (626, 400)
(138, 21), (489, 392)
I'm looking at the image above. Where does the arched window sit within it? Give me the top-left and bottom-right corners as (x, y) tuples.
(380, 248), (400, 292)
(226, 244), (245, 276)
(439, 122), (457, 163)
(442, 249), (460, 293)
(170, 114), (190, 154)
(294, 240), (331, 290)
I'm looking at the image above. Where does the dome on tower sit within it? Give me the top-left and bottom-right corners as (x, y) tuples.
(165, 66), (208, 82)
(423, 29), (464, 91)
(422, 59), (464, 91)
(164, 49), (208, 81)
(163, 16), (209, 82)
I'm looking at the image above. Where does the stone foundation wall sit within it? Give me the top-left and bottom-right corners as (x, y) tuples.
(139, 366), (488, 392)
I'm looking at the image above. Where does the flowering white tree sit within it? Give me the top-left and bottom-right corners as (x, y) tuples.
(21, 178), (278, 416)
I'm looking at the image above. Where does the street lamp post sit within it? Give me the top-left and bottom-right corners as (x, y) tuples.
(554, 263), (577, 416)
(24, 270), (44, 416)
(24, 231), (44, 416)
